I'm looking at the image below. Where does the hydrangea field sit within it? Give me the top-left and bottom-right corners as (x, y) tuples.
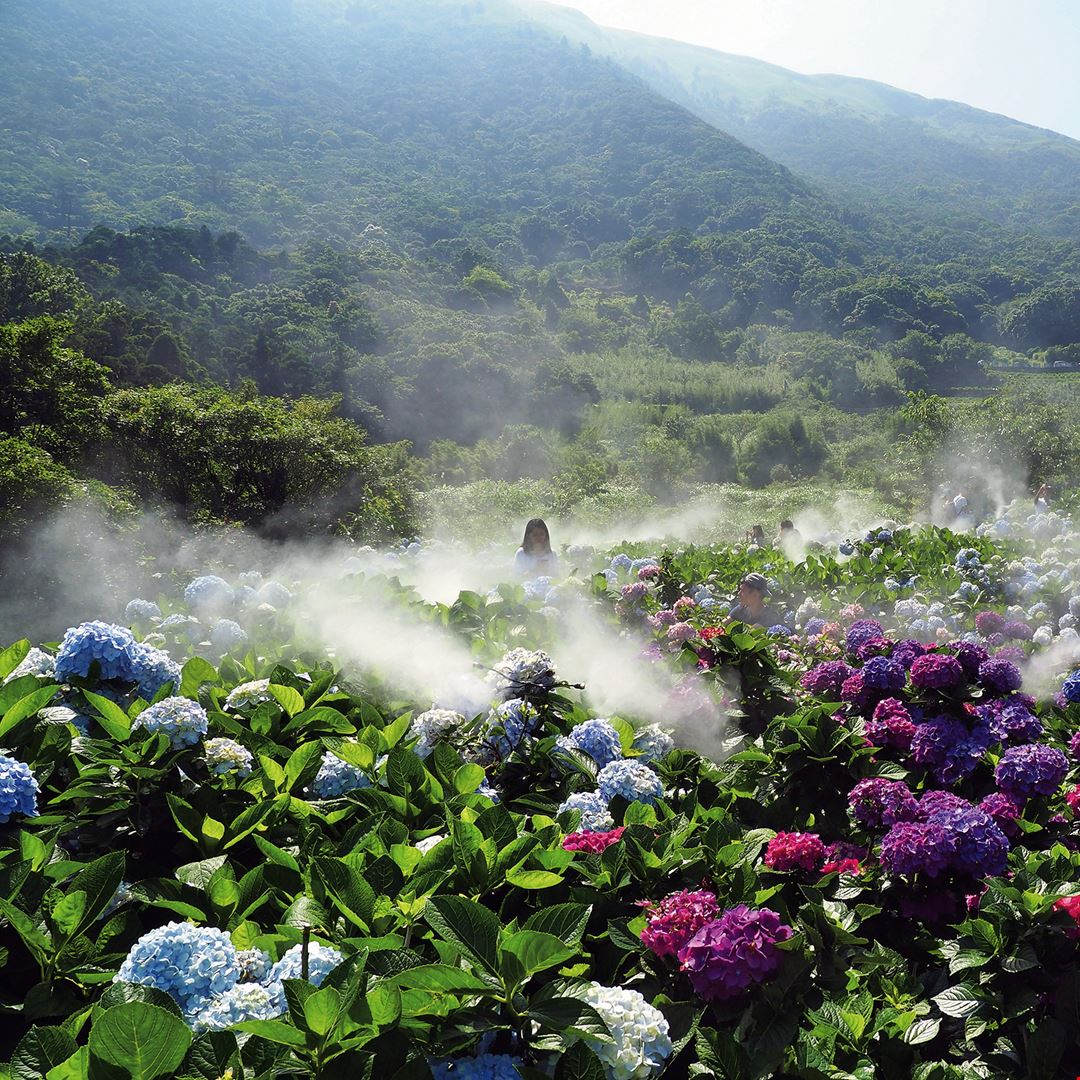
(2, 501), (1080, 1079)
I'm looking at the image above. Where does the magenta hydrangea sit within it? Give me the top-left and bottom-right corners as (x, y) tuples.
(640, 889), (720, 959)
(840, 673), (878, 713)
(910, 653), (965, 690)
(864, 698), (916, 750)
(676, 905), (792, 1002)
(995, 744), (1068, 801)
(848, 778), (919, 830)
(1071, 730), (1080, 760)
(763, 832), (825, 872)
(799, 661), (853, 697)
(979, 792), (1022, 838)
(978, 658), (1023, 695)
(880, 821), (953, 878)
(854, 637), (893, 663)
(891, 640), (927, 670)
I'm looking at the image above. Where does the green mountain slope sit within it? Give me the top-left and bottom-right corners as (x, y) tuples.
(516, 0), (1080, 238)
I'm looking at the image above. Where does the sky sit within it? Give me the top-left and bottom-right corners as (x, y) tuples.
(545, 0), (1080, 139)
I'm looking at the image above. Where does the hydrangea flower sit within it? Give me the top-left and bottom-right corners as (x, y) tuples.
(210, 620), (248, 651)
(848, 778), (919, 829)
(193, 982), (279, 1032)
(204, 737), (254, 778)
(860, 656), (906, 692)
(116, 922), (241, 1015)
(950, 642), (989, 679)
(981, 700), (1042, 745)
(259, 581), (292, 608)
(821, 841), (866, 875)
(911, 715), (990, 784)
(677, 906), (792, 1002)
(925, 803), (1009, 878)
(666, 622), (696, 644)
(55, 621), (137, 683)
(632, 724), (675, 763)
(562, 827), (625, 854)
(487, 648), (556, 700)
(311, 752), (373, 798)
(799, 661), (853, 696)
(764, 831), (825, 872)
(640, 889), (719, 959)
(430, 1054), (524, 1080)
(979, 659), (1023, 695)
(4, 647), (55, 682)
(597, 760), (663, 805)
(975, 611), (1006, 637)
(237, 948), (272, 983)
(482, 698), (540, 760)
(126, 643), (183, 700)
(0, 754), (39, 823)
(409, 708), (465, 758)
(879, 821), (953, 878)
(1062, 670), (1080, 704)
(125, 599), (162, 623)
(183, 576), (235, 614)
(995, 745), (1068, 801)
(576, 983), (672, 1080)
(891, 640), (927, 670)
(864, 698), (916, 750)
(1004, 620), (1034, 641)
(224, 679), (274, 710)
(846, 620), (885, 652)
(132, 697), (208, 748)
(264, 942), (344, 1009)
(978, 792), (1022, 838)
(909, 653), (965, 690)
(558, 791), (615, 832)
(556, 719), (623, 769)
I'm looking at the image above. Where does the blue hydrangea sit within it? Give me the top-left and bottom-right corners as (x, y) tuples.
(0, 753), (39, 823)
(159, 614), (203, 642)
(311, 752), (372, 798)
(116, 922), (241, 1015)
(263, 942), (343, 1011)
(430, 1054), (523, 1080)
(126, 643), (182, 699)
(5, 647), (55, 682)
(184, 576), (235, 614)
(204, 737), (254, 778)
(610, 554), (633, 572)
(556, 719), (623, 768)
(483, 698), (540, 759)
(597, 759), (664, 805)
(558, 791), (615, 832)
(193, 981), (280, 1032)
(1062, 669), (1080, 703)
(210, 620), (248, 651)
(55, 621), (137, 682)
(259, 581), (292, 608)
(237, 570), (263, 586)
(861, 656), (906, 692)
(767, 624), (792, 638)
(632, 724), (675, 763)
(409, 708), (465, 758)
(224, 679), (274, 710)
(133, 697), (208, 748)
(236, 948), (272, 982)
(477, 780), (500, 803)
(125, 599), (162, 623)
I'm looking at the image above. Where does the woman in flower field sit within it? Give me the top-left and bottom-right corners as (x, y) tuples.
(514, 517), (558, 576)
(3, 505), (1080, 1077)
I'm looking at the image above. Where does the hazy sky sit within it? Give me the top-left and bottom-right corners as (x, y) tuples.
(547, 0), (1080, 139)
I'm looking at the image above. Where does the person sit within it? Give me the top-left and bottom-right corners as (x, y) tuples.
(515, 518), (558, 576)
(745, 524), (766, 547)
(1035, 483), (1051, 510)
(728, 572), (783, 628)
(774, 518), (802, 553)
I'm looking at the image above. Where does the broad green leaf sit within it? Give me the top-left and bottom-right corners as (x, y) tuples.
(50, 891), (87, 937)
(903, 1018), (940, 1045)
(0, 639), (32, 680)
(179, 657), (219, 699)
(302, 985), (342, 1037)
(46, 1047), (89, 1080)
(506, 869), (564, 890)
(554, 1042), (605, 1080)
(97, 983), (183, 1018)
(423, 895), (501, 978)
(269, 684), (306, 718)
(385, 747), (425, 797)
(232, 1019), (307, 1047)
(284, 741), (324, 790)
(453, 764), (486, 795)
(314, 857), (376, 929)
(0, 685), (61, 740)
(80, 690), (132, 741)
(932, 984), (984, 1018)
(11, 1026), (78, 1080)
(88, 1002), (192, 1080)
(523, 903), (591, 946)
(501, 930), (577, 978)
(384, 965), (499, 995)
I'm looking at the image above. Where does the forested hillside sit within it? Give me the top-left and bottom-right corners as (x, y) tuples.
(518, 0), (1080, 240)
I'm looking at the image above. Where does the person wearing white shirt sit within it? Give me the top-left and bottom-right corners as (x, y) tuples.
(515, 518), (558, 576)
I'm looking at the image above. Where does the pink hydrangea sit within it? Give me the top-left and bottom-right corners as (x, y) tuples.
(666, 622), (696, 644)
(1065, 785), (1080, 815)
(677, 905), (792, 1002)
(910, 653), (965, 690)
(673, 597), (696, 614)
(864, 697), (916, 750)
(763, 831), (825, 872)
(640, 889), (719, 959)
(562, 827), (624, 854)
(621, 582), (648, 601)
(637, 565), (661, 581)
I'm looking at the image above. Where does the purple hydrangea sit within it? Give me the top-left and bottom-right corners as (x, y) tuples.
(891, 640), (928, 670)
(910, 653), (966, 691)
(880, 821), (953, 877)
(911, 716), (990, 784)
(995, 744), (1068, 801)
(925, 803), (1009, 878)
(1003, 620), (1034, 641)
(979, 792), (1022, 838)
(994, 646), (1026, 666)
(985, 701), (1042, 745)
(799, 661), (853, 697)
(975, 611), (1006, 637)
(1071, 730), (1080, 760)
(840, 673), (878, 713)
(848, 778), (919, 830)
(847, 620), (886, 652)
(951, 642), (989, 680)
(864, 698), (916, 750)
(861, 656), (906, 692)
(979, 659), (1023, 695)
(676, 905), (792, 1002)
(917, 790), (969, 818)
(855, 637), (893, 663)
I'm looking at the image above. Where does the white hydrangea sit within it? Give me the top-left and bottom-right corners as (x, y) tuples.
(224, 679), (274, 711)
(631, 724), (674, 763)
(576, 983), (672, 1080)
(5, 648), (55, 682)
(487, 648), (556, 699)
(409, 708), (465, 758)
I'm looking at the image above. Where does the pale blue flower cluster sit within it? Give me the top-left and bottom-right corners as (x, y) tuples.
(597, 760), (664, 806)
(311, 752), (372, 798)
(210, 620), (248, 651)
(262, 942), (344, 1012)
(556, 719), (623, 768)
(237, 948), (273, 983)
(116, 922), (241, 1016)
(483, 698), (540, 760)
(259, 581), (292, 608)
(487, 648), (556, 699)
(430, 1054), (524, 1080)
(193, 982), (278, 1032)
(5, 646), (55, 682)
(204, 737), (254, 778)
(55, 621), (138, 682)
(133, 697), (208, 748)
(632, 724), (675, 763)
(125, 599), (162, 622)
(126, 643), (183, 699)
(184, 576), (235, 613)
(410, 708), (465, 758)
(0, 753), (39, 823)
(558, 790), (615, 832)
(159, 614), (203, 642)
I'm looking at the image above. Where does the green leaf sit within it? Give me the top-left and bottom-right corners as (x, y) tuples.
(98, 983), (183, 1018)
(528, 998), (609, 1037)
(383, 964), (498, 995)
(172, 1031), (240, 1080)
(69, 850), (126, 935)
(46, 1048), (89, 1080)
(423, 895), (501, 978)
(554, 1042), (605, 1080)
(453, 764), (486, 795)
(0, 685), (61, 740)
(523, 904), (591, 946)
(11, 1026), (79, 1080)
(0, 639), (32, 680)
(1025, 1017), (1065, 1080)
(314, 857), (376, 929)
(269, 684), (306, 717)
(367, 982), (402, 1028)
(385, 747), (425, 797)
(179, 658), (219, 699)
(284, 741), (324, 791)
(932, 984), (984, 1018)
(303, 985), (342, 1037)
(174, 855), (228, 889)
(232, 1019), (307, 1047)
(88, 1002), (192, 1080)
(501, 931), (577, 979)
(81, 690), (133, 741)
(50, 891), (87, 937)
(903, 1018), (940, 1045)
(506, 869), (563, 889)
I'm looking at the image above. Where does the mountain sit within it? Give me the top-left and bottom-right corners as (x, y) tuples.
(514, 0), (1080, 239)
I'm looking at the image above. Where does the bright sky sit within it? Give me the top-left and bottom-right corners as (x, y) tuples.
(546, 0), (1080, 139)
